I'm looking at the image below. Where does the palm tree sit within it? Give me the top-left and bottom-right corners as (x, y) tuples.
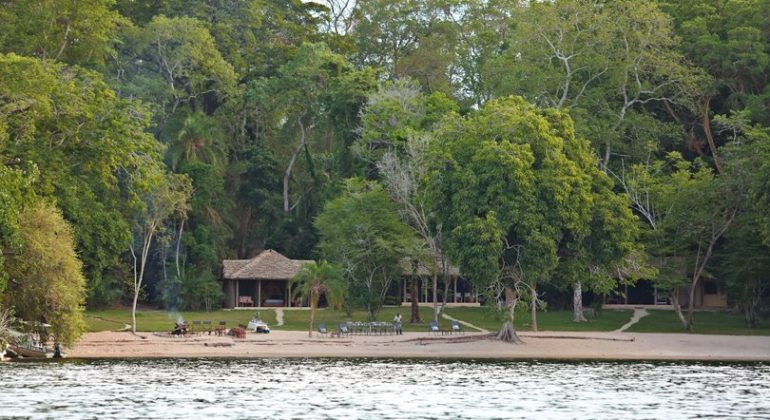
(291, 260), (346, 337)
(168, 112), (227, 170)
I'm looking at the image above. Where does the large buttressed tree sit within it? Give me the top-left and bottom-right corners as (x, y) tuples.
(426, 96), (636, 340)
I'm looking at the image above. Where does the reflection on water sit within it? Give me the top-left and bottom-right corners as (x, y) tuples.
(2, 359), (769, 419)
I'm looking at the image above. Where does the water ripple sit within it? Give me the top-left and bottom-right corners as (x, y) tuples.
(1, 359), (769, 419)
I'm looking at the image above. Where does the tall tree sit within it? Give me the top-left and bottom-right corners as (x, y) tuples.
(426, 96), (636, 340)
(315, 178), (418, 320)
(360, 78), (458, 322)
(620, 153), (738, 330)
(129, 173), (191, 334)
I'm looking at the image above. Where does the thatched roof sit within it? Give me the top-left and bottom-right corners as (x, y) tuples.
(401, 258), (461, 277)
(223, 249), (313, 280)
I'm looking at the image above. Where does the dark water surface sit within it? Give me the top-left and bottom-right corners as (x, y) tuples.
(1, 358), (769, 419)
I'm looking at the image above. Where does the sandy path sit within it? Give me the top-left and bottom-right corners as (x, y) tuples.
(441, 313), (489, 333)
(66, 330), (770, 361)
(615, 308), (649, 332)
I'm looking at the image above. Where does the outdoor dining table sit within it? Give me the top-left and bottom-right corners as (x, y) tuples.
(346, 321), (396, 335)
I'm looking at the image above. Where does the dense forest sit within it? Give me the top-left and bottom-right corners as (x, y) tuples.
(1, 0), (769, 344)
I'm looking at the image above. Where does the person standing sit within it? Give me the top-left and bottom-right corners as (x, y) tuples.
(393, 313), (403, 335)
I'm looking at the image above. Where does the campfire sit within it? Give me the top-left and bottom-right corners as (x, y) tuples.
(171, 321), (188, 336)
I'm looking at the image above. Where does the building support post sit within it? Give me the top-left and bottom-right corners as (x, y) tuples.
(287, 283), (292, 307)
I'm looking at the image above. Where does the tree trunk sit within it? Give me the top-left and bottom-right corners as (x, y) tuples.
(410, 277), (421, 323)
(432, 271), (439, 323)
(175, 218), (184, 278)
(531, 282), (538, 332)
(686, 282), (697, 332)
(498, 287), (522, 344)
(700, 96), (723, 174)
(670, 289), (688, 329)
(442, 259), (450, 310)
(573, 281), (587, 322)
(308, 292), (318, 338)
(744, 279), (763, 327)
(284, 119), (309, 212)
(131, 226), (155, 335)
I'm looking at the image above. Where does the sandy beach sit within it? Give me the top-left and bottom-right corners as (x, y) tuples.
(67, 330), (770, 361)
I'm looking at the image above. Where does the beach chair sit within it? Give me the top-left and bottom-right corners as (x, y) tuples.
(339, 323), (350, 336)
(215, 321), (227, 336)
(451, 320), (462, 335)
(318, 323), (328, 337)
(429, 321), (440, 334)
(203, 320), (212, 335)
(191, 320), (202, 335)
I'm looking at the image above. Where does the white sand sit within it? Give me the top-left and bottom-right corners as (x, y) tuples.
(67, 330), (770, 361)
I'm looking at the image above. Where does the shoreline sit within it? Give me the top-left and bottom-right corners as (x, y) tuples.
(57, 330), (770, 362)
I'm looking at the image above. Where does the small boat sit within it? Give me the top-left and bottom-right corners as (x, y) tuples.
(8, 342), (53, 358)
(6, 329), (54, 359)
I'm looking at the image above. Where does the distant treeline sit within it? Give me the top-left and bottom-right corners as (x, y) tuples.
(1, 1), (769, 342)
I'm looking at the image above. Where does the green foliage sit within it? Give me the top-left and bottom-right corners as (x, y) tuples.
(0, 165), (37, 294)
(351, 0), (463, 95)
(628, 152), (734, 291)
(712, 214), (770, 326)
(315, 178), (418, 320)
(180, 271), (225, 312)
(2, 202), (86, 347)
(168, 112), (228, 171)
(0, 0), (124, 68)
(427, 96), (636, 294)
(292, 260), (347, 334)
(355, 78), (458, 165)
(0, 53), (164, 306)
(629, 309), (770, 335)
(1, 0), (769, 324)
(229, 145), (284, 257)
(113, 15), (237, 126)
(292, 260), (347, 309)
(484, 0), (705, 165)
(119, 0), (325, 78)
(659, 0), (770, 124)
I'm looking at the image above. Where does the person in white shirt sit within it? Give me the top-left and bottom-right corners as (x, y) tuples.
(393, 313), (403, 335)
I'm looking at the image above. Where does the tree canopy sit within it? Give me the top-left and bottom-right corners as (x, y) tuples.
(2, 0), (770, 341)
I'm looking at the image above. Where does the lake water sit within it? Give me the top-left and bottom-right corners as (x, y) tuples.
(2, 359), (769, 419)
